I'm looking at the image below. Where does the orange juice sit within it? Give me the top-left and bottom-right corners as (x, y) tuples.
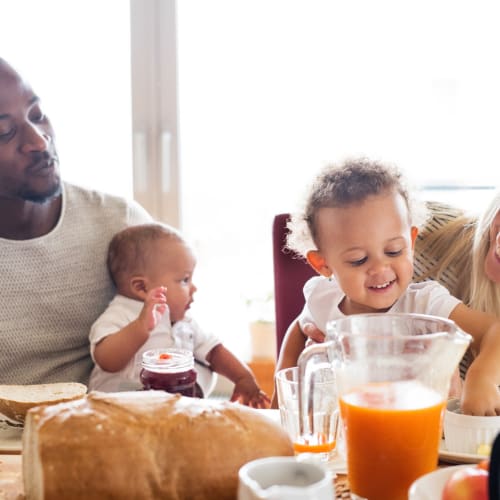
(293, 433), (336, 454)
(339, 380), (444, 500)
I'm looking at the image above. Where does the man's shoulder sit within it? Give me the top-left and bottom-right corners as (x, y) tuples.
(63, 182), (152, 223)
(64, 182), (131, 208)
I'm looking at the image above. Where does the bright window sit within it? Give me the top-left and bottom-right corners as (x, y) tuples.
(4, 2), (498, 361)
(176, 1), (499, 358)
(1, 1), (133, 198)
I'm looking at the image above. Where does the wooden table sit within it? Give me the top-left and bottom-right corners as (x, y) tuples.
(0, 454), (462, 500)
(0, 454), (351, 500)
(334, 474), (352, 499)
(0, 424), (23, 499)
(0, 454), (23, 499)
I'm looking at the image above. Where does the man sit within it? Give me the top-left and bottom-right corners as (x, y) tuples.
(0, 58), (152, 384)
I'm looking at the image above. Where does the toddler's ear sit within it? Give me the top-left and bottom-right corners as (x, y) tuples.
(306, 250), (332, 278)
(411, 226), (419, 249)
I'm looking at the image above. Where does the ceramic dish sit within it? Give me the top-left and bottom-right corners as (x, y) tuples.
(408, 465), (470, 500)
(444, 398), (500, 455)
(439, 439), (488, 464)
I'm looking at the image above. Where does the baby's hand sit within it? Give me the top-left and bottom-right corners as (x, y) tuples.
(138, 286), (168, 333)
(461, 370), (500, 416)
(230, 377), (271, 409)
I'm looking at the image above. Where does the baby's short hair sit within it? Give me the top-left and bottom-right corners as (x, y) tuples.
(107, 222), (183, 288)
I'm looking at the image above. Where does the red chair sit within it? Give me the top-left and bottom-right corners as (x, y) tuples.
(272, 213), (316, 357)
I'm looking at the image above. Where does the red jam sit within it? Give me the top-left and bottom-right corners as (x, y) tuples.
(140, 348), (202, 398)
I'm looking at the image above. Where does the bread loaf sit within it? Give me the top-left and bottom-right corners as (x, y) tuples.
(0, 383), (87, 423)
(23, 391), (294, 499)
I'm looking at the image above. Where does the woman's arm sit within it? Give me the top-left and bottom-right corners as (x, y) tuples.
(449, 303), (500, 415)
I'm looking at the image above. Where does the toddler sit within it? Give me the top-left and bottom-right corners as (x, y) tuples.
(89, 223), (270, 408)
(276, 158), (500, 416)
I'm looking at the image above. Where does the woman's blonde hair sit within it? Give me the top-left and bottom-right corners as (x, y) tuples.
(415, 192), (500, 317)
(414, 204), (474, 301)
(470, 191), (500, 317)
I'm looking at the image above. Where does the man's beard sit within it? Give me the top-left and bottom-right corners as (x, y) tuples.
(21, 176), (62, 204)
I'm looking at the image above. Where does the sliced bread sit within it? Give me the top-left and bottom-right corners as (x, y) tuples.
(0, 383), (87, 423)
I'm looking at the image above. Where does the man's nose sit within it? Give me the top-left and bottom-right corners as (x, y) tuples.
(19, 122), (51, 154)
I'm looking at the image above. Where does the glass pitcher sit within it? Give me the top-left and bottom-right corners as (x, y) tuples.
(297, 313), (472, 500)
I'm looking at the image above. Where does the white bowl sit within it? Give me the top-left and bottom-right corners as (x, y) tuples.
(408, 465), (470, 500)
(444, 398), (500, 455)
(238, 456), (334, 500)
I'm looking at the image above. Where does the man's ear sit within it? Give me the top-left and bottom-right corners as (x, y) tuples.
(306, 250), (332, 278)
(130, 276), (148, 299)
(410, 226), (418, 249)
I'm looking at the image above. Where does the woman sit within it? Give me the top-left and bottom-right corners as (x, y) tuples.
(414, 193), (500, 379)
(414, 191), (500, 316)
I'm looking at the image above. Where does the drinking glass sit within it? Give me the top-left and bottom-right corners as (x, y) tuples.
(275, 366), (338, 463)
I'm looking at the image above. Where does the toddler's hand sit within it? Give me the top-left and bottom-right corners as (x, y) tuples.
(448, 367), (463, 400)
(303, 322), (326, 347)
(230, 377), (271, 409)
(138, 286), (168, 333)
(461, 370), (500, 416)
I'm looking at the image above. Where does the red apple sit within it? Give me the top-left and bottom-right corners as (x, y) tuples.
(442, 466), (488, 500)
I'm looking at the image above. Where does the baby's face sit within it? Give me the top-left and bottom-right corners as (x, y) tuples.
(485, 209), (500, 284)
(315, 191), (416, 315)
(147, 239), (197, 323)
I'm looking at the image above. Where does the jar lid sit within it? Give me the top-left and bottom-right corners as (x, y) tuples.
(141, 348), (194, 372)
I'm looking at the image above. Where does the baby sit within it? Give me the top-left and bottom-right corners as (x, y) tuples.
(89, 222), (269, 408)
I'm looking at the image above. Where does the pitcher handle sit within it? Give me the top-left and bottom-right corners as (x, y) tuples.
(297, 340), (336, 439)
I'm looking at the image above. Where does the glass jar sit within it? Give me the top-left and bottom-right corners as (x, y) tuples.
(140, 348), (201, 398)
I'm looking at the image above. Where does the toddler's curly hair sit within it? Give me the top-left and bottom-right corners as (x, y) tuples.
(287, 157), (425, 257)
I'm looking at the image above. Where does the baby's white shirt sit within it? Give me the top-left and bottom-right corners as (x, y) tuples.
(88, 294), (221, 392)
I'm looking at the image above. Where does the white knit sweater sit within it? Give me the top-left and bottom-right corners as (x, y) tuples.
(0, 183), (152, 385)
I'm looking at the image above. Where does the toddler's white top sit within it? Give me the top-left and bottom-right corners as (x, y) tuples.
(298, 276), (461, 333)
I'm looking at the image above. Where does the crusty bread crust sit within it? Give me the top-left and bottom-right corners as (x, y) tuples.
(23, 391), (294, 500)
(0, 383), (87, 423)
